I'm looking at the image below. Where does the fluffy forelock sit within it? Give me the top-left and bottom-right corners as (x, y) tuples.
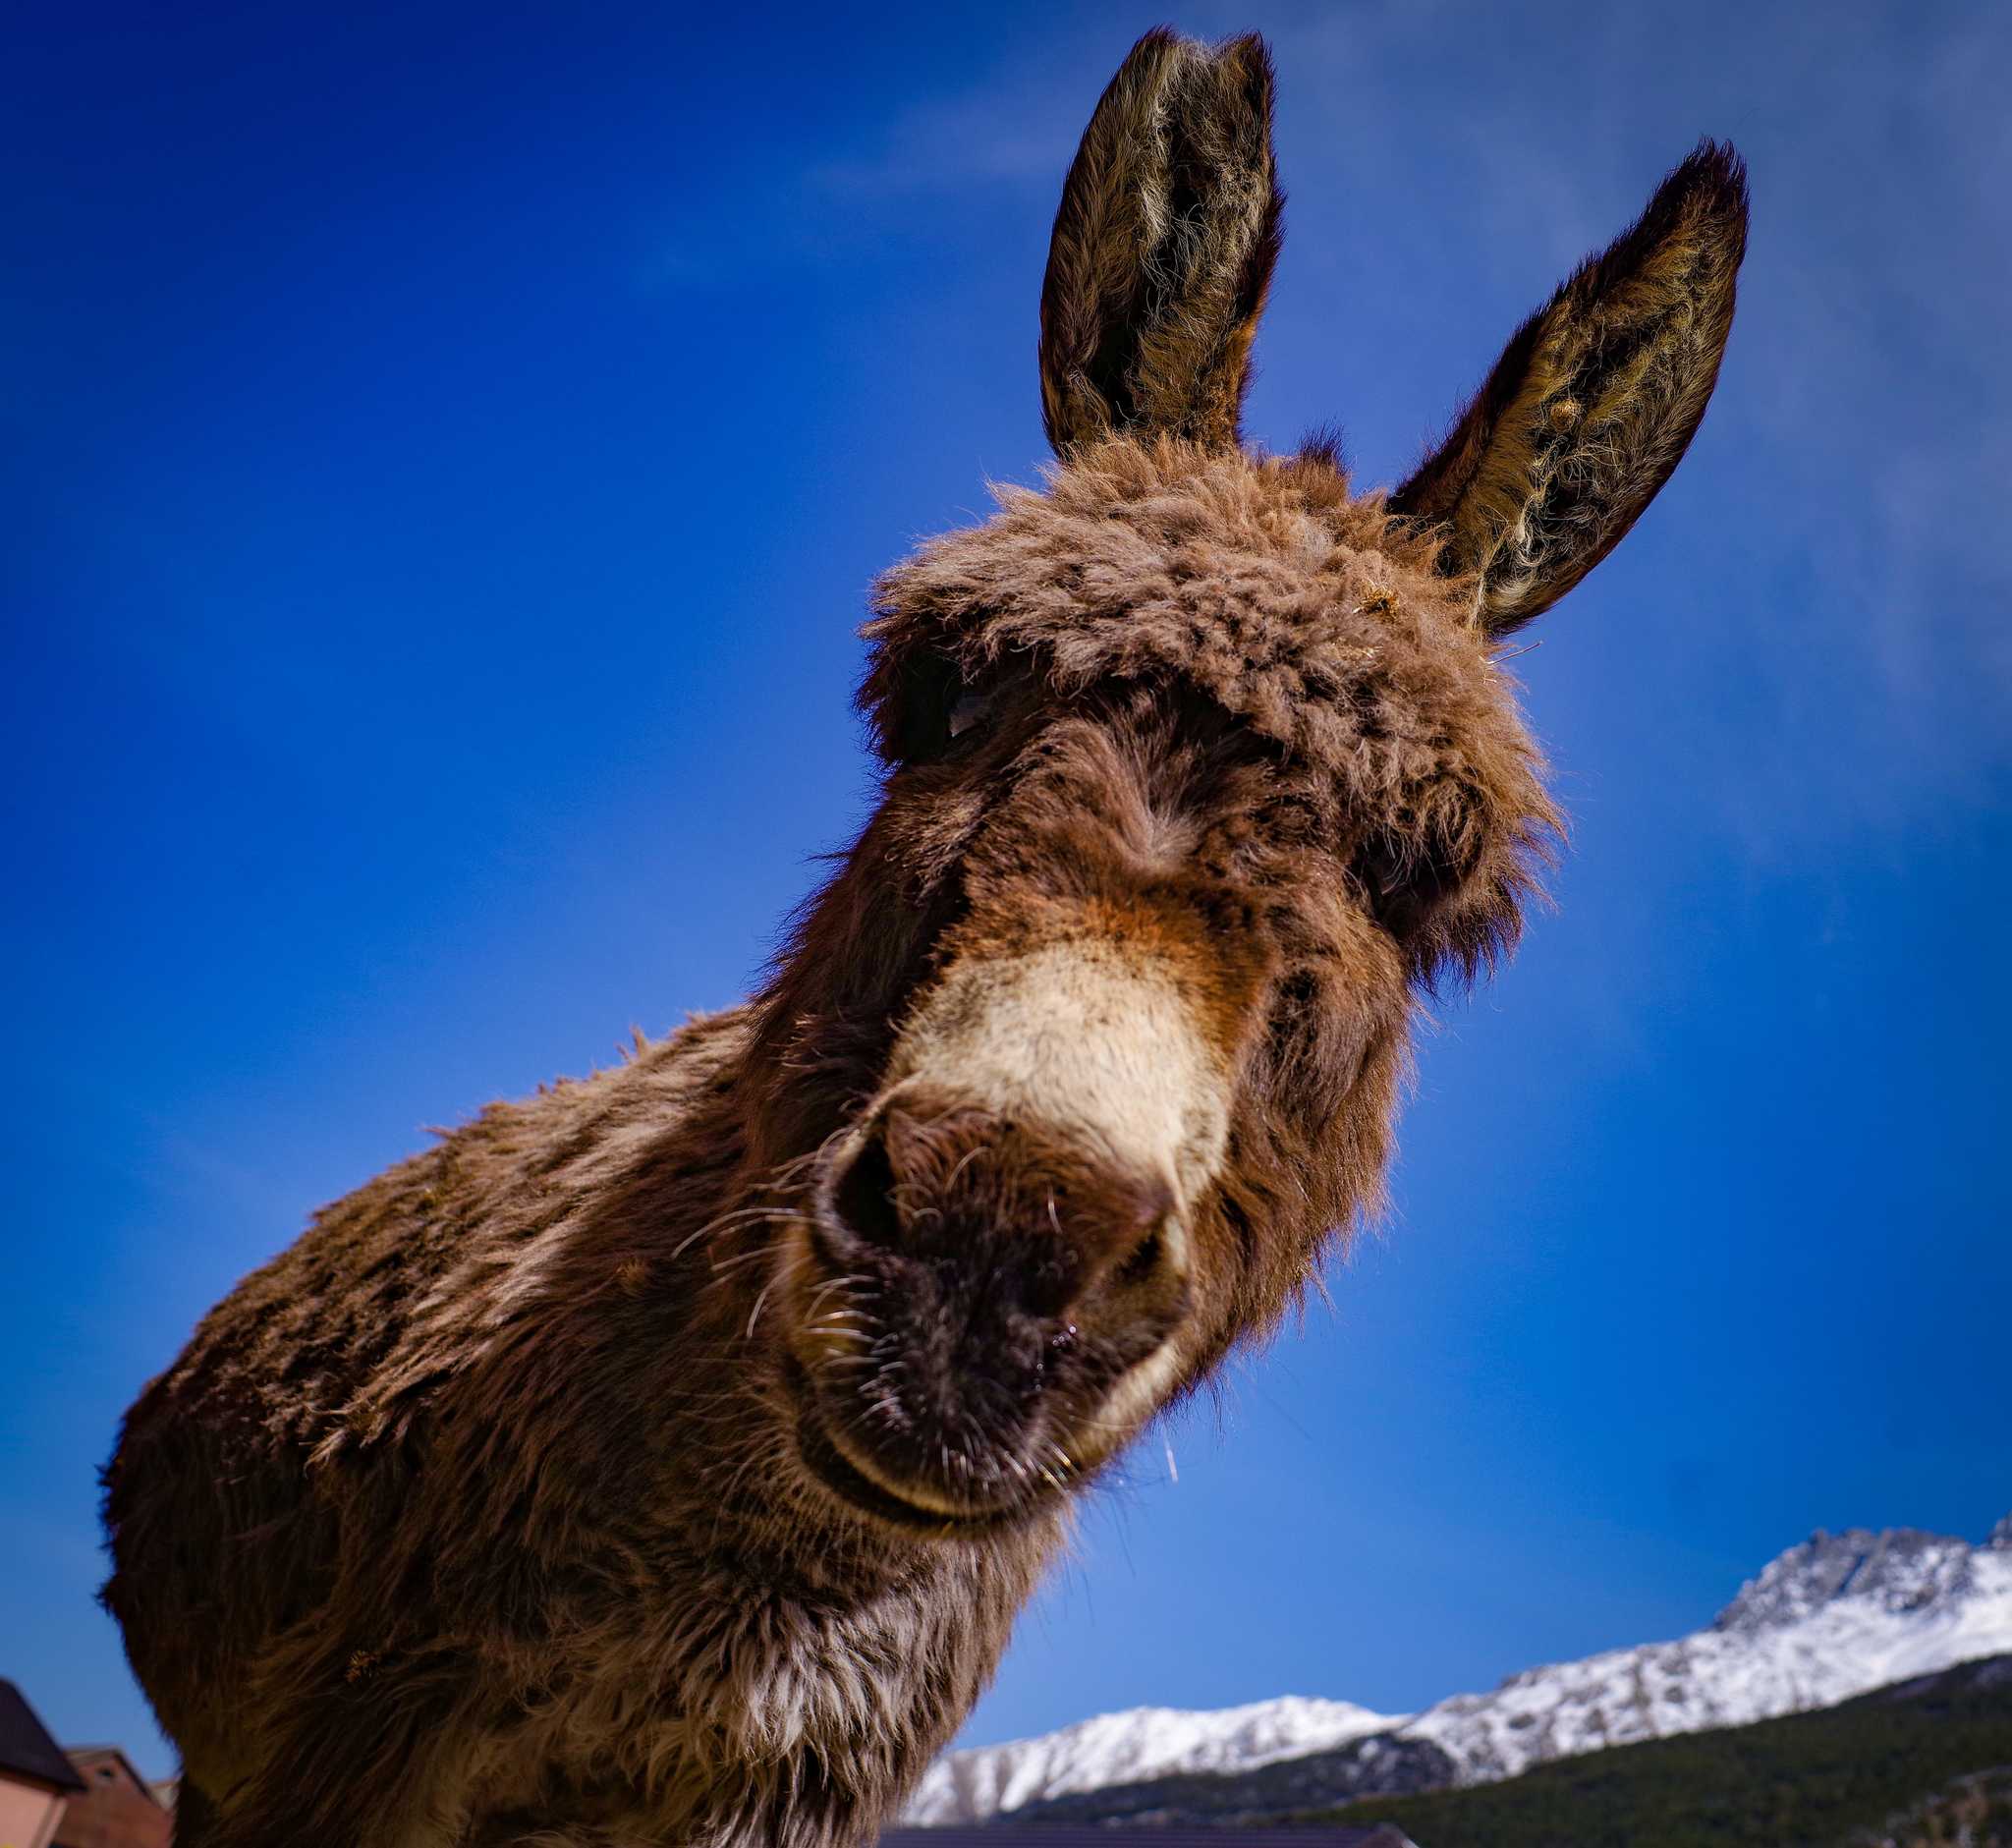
(862, 436), (1563, 985)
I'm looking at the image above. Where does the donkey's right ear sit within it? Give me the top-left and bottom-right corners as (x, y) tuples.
(1038, 29), (1283, 456)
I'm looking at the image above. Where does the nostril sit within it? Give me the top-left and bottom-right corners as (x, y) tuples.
(1022, 1247), (1085, 1320)
(830, 1128), (903, 1250)
(1112, 1226), (1165, 1290)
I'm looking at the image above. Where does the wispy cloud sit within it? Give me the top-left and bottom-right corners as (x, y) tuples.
(810, 84), (1078, 197)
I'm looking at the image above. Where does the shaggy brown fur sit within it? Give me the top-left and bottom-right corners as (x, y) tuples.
(101, 28), (1746, 1848)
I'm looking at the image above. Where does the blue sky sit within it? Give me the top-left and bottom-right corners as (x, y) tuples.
(3, 0), (2006, 1781)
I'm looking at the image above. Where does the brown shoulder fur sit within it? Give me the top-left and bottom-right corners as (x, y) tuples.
(106, 1012), (1051, 1846)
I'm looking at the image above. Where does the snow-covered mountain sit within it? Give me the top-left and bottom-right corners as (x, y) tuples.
(1401, 1515), (2012, 1787)
(902, 1694), (1401, 1825)
(904, 1512), (2012, 1824)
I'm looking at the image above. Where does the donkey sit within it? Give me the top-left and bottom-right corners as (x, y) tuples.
(102, 28), (1747, 1848)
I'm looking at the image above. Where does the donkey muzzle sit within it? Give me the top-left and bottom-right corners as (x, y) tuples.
(788, 937), (1233, 1524)
(796, 1090), (1192, 1523)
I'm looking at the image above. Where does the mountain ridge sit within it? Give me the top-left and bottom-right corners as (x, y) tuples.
(902, 1512), (2012, 1825)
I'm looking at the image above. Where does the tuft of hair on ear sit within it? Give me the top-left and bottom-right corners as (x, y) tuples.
(1039, 28), (1284, 455)
(1296, 420), (1349, 475)
(1392, 140), (1750, 635)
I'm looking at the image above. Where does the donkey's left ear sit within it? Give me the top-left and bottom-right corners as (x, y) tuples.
(1392, 142), (1749, 635)
(1039, 29), (1283, 455)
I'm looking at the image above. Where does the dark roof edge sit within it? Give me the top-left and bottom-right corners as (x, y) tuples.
(0, 1681), (87, 1791)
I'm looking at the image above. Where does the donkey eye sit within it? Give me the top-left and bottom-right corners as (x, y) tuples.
(1356, 830), (1470, 939)
(947, 685), (993, 741)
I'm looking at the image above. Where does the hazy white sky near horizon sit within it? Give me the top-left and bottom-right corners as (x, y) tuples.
(3, 0), (2006, 1777)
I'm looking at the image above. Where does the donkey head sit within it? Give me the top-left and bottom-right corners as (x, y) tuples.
(754, 29), (1746, 1532)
